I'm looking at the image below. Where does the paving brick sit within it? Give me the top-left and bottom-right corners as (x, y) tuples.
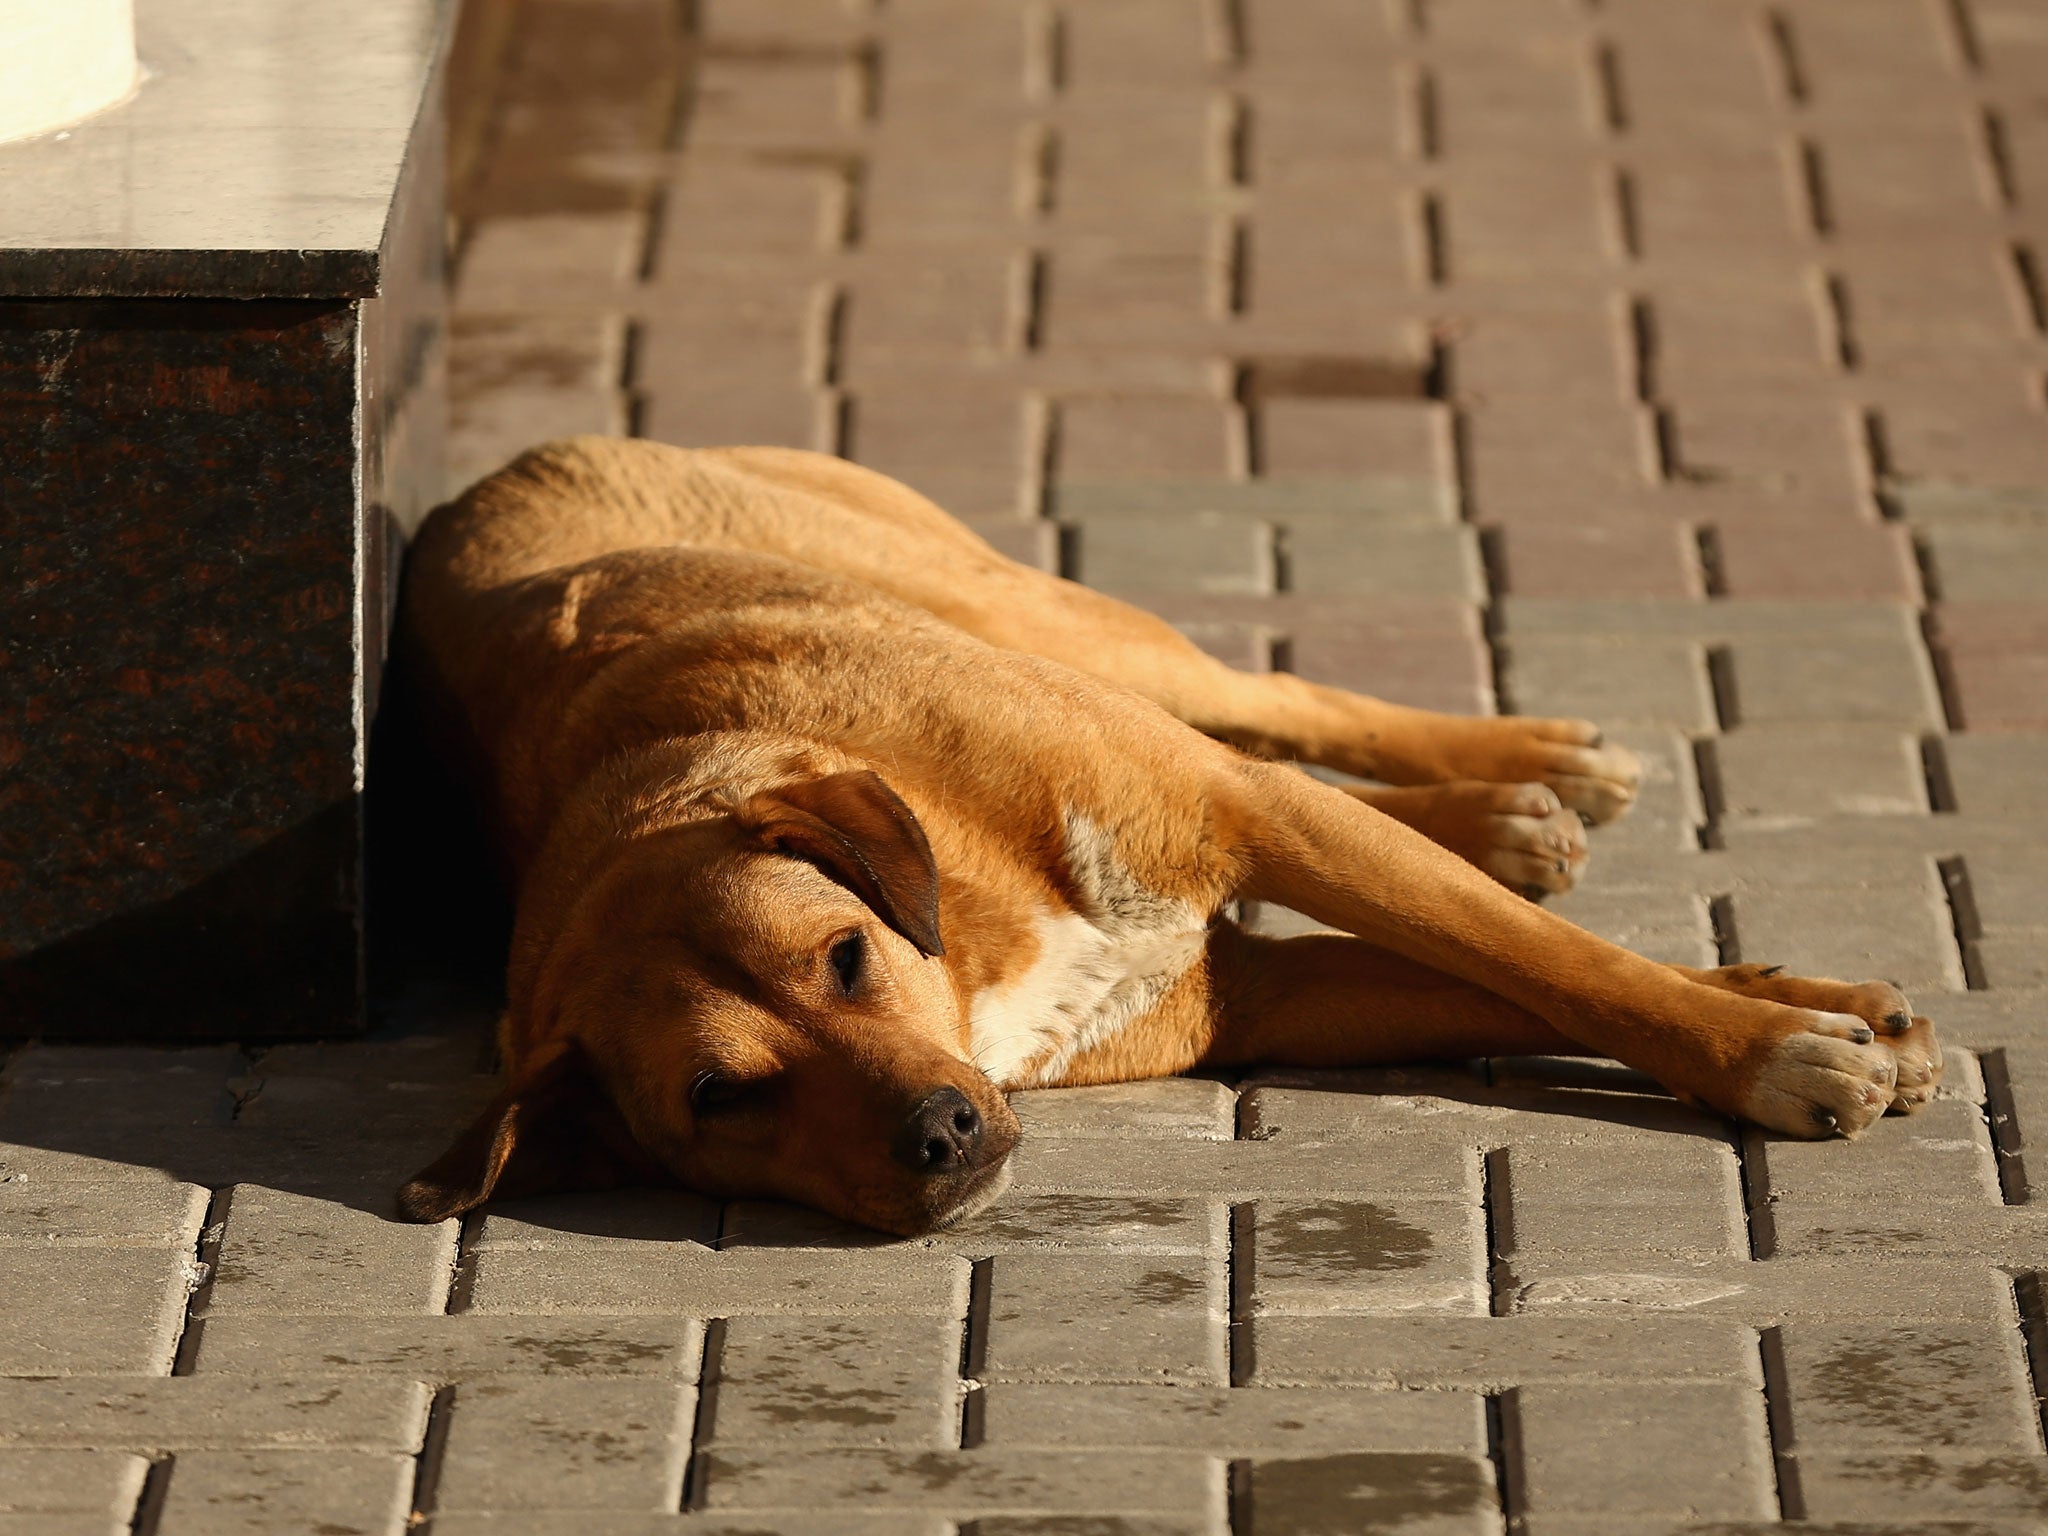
(962, 516), (1059, 572)
(1502, 1197), (1746, 1264)
(693, 1447), (1226, 1519)
(979, 1253), (1225, 1384)
(0, 1378), (429, 1450)
(155, 1451), (413, 1536)
(1512, 1383), (1775, 1520)
(1946, 647), (2048, 731)
(1945, 735), (2048, 818)
(0, 1451), (148, 1514)
(1750, 1099), (2000, 1205)
(1498, 1257), (2014, 1325)
(1058, 480), (1448, 523)
(1776, 1324), (2038, 1453)
(187, 1315), (702, 1380)
(710, 1315), (960, 1449)
(847, 379), (1033, 518)
(432, 1518), (948, 1536)
(1244, 1197), (1487, 1317)
(1794, 1451), (2048, 1521)
(1284, 522), (1486, 601)
(1055, 398), (1240, 481)
(1247, 1316), (1763, 1389)
(720, 1193), (1227, 1258)
(434, 1377), (692, 1512)
(466, 1247), (971, 1315)
(978, 1383), (1486, 1455)
(471, 1188), (722, 1251)
(1541, 889), (1717, 966)
(1725, 878), (1966, 992)
(1256, 400), (1450, 491)
(1007, 1133), (1480, 1202)
(1726, 632), (1946, 729)
(1498, 635), (1716, 730)
(1067, 513), (1275, 594)
(1009, 1078), (1236, 1139)
(0, 1246), (195, 1374)
(1243, 1452), (1502, 1536)
(203, 1186), (458, 1315)
(1713, 523), (1920, 602)
(1714, 724), (1929, 821)
(1494, 522), (1702, 601)
(0, 1178), (206, 1243)
(1237, 1068), (1722, 1146)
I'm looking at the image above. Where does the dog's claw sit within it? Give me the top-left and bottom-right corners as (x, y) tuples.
(1759, 964), (1785, 978)
(1883, 1011), (1911, 1033)
(1812, 1107), (1839, 1132)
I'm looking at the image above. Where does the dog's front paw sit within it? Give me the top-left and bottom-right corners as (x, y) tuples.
(1737, 1009), (1902, 1138)
(1700, 964), (1942, 1114)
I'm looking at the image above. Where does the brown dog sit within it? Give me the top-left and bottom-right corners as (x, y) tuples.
(394, 437), (1942, 1236)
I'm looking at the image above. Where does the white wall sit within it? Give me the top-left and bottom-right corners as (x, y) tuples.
(0, 0), (138, 143)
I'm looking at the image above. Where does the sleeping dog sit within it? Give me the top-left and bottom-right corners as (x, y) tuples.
(394, 437), (1941, 1236)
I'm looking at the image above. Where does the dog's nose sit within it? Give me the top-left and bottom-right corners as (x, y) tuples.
(893, 1087), (983, 1175)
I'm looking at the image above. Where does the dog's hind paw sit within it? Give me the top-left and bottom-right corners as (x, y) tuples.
(1351, 779), (1589, 896)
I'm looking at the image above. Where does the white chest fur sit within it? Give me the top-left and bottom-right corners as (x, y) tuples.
(968, 812), (1208, 1088)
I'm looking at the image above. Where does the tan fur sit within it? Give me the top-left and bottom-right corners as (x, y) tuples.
(396, 438), (1941, 1234)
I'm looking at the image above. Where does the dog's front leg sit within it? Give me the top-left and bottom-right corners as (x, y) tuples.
(1225, 759), (1937, 1137)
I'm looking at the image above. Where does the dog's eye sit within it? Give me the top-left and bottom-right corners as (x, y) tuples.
(828, 931), (865, 996)
(689, 1070), (749, 1117)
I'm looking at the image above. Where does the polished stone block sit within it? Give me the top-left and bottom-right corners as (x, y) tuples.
(0, 0), (450, 1038)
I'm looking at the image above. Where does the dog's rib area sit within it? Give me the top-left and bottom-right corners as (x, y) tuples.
(968, 811), (1207, 1088)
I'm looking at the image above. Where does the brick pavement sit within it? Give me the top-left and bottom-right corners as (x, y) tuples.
(8, 0), (2048, 1530)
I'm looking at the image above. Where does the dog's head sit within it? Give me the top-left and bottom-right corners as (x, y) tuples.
(398, 766), (1019, 1235)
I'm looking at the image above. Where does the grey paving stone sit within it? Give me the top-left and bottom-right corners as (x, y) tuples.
(433, 1377), (693, 1512)
(154, 1450), (413, 1536)
(1543, 890), (1717, 968)
(471, 1188), (723, 1250)
(1512, 1383), (1775, 1520)
(980, 1253), (1226, 1385)
(1750, 1100), (2001, 1205)
(1242, 1452), (1502, 1536)
(202, 1185), (458, 1315)
(1246, 1316), (1763, 1389)
(979, 1383), (1486, 1455)
(1945, 735), (2048, 819)
(970, 1521), (1219, 1536)
(1777, 1324), (2038, 1453)
(1969, 846), (2048, 937)
(1244, 1197), (1487, 1316)
(0, 1141), (189, 1185)
(1499, 1257), (2013, 1325)
(0, 1179), (206, 1243)
(0, 1378), (429, 1450)
(1496, 599), (1921, 644)
(1284, 522), (1486, 601)
(1762, 1202), (2048, 1262)
(187, 1315), (703, 1380)
(1068, 513), (1276, 594)
(0, 1245), (195, 1374)
(717, 1193), (1228, 1257)
(1921, 524), (2048, 603)
(1056, 478), (1452, 523)
(1497, 636), (1716, 730)
(249, 1030), (489, 1080)
(1007, 1134), (1480, 1201)
(1238, 1071), (1723, 1146)
(1794, 1452), (2048, 1521)
(1501, 1134), (1742, 1209)
(1726, 634), (1945, 729)
(1727, 881), (1966, 993)
(466, 1246), (971, 1316)
(0, 1517), (127, 1536)
(0, 1451), (149, 1513)
(1010, 1078), (1237, 1139)
(430, 1519), (951, 1536)
(1501, 1197), (1746, 1263)
(1715, 724), (1929, 821)
(711, 1314), (961, 1449)
(694, 1447), (1226, 1518)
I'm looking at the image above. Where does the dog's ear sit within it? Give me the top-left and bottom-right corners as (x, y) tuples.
(742, 769), (945, 957)
(395, 1041), (647, 1222)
